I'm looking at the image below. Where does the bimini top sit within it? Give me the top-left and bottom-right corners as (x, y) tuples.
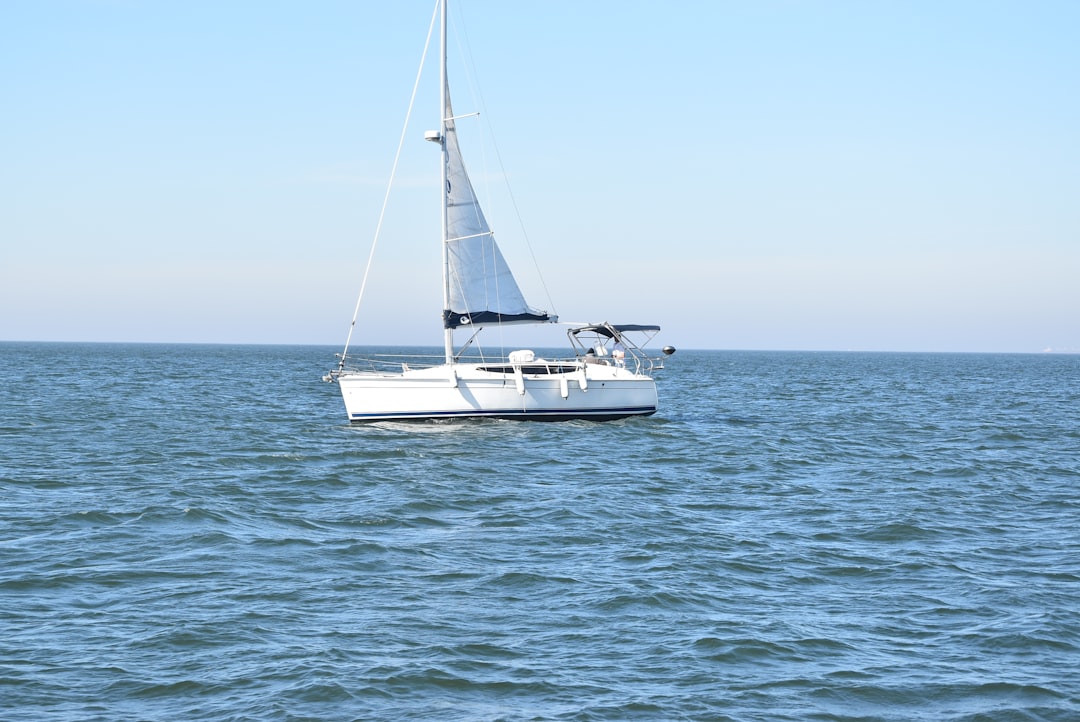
(570, 323), (661, 339)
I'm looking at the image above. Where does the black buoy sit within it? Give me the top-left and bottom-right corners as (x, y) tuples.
(662, 346), (676, 356)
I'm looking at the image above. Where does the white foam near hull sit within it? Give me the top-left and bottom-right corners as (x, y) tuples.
(338, 361), (657, 422)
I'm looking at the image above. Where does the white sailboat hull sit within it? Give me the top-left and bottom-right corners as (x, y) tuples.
(338, 362), (657, 422)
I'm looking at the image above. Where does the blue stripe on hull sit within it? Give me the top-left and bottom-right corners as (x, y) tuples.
(348, 406), (657, 422)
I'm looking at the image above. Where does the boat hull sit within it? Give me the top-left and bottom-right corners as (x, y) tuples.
(337, 363), (657, 422)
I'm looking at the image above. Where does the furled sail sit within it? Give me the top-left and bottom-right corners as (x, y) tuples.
(441, 88), (553, 329)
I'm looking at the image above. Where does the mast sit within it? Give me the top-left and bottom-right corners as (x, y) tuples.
(439, 0), (453, 365)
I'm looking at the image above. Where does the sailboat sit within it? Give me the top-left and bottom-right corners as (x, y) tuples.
(325, 0), (674, 422)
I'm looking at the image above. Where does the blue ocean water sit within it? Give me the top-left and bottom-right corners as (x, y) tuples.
(2, 342), (1078, 721)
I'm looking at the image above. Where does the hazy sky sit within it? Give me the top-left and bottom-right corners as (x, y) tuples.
(3, 1), (1077, 352)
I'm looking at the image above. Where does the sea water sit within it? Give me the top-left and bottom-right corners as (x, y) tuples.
(1, 342), (1078, 721)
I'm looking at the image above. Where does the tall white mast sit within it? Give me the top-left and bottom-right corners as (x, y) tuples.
(439, 0), (453, 365)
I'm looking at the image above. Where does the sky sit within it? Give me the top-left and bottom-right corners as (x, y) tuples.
(2, 1), (1078, 352)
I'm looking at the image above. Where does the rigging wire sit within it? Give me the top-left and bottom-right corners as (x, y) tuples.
(339, 0), (441, 370)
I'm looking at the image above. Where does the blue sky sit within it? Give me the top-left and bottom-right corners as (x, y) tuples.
(2, 1), (1077, 352)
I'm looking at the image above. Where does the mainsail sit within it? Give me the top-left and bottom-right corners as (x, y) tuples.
(441, 87), (552, 329)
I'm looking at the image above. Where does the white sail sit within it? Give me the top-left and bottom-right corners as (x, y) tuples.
(441, 87), (552, 329)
